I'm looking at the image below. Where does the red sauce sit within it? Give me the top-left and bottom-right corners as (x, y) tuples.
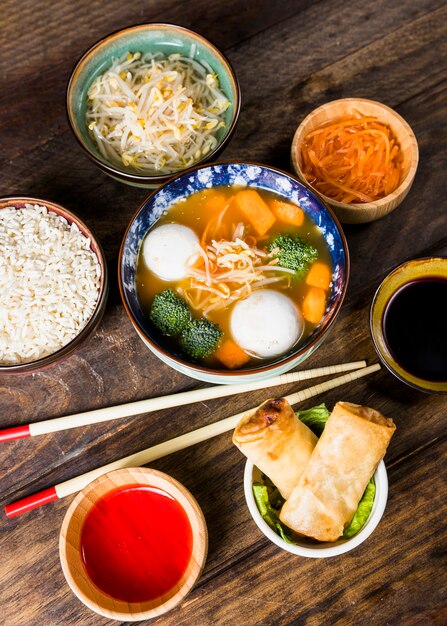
(80, 484), (193, 603)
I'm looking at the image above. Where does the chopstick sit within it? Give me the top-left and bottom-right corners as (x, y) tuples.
(0, 361), (367, 443)
(4, 363), (380, 518)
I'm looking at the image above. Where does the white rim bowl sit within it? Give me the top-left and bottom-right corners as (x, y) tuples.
(243, 460), (388, 558)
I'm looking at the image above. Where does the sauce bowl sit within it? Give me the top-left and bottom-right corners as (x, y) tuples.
(59, 467), (208, 621)
(370, 257), (447, 394)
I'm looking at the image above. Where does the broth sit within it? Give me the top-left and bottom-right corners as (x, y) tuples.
(136, 186), (333, 369)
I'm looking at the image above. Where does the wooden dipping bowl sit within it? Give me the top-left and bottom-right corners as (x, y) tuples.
(59, 467), (208, 621)
(291, 98), (419, 224)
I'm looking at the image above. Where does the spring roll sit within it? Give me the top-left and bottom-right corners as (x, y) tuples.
(279, 401), (396, 542)
(233, 397), (318, 499)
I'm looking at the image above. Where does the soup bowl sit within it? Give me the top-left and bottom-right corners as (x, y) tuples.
(67, 23), (240, 188)
(119, 162), (349, 384)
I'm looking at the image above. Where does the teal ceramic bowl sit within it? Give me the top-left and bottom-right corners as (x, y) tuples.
(66, 24), (241, 188)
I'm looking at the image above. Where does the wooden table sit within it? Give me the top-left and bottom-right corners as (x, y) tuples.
(1, 1), (446, 624)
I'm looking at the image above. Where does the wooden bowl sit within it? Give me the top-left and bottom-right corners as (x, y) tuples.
(59, 467), (208, 621)
(291, 98), (419, 224)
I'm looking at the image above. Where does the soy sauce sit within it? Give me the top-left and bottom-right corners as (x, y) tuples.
(382, 277), (447, 382)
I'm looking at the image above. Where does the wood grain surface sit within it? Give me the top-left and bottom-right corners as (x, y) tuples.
(1, 1), (446, 625)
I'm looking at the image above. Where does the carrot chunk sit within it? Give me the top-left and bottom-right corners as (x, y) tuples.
(269, 199), (304, 227)
(303, 287), (326, 324)
(205, 192), (227, 212)
(234, 190), (276, 236)
(306, 262), (331, 290)
(215, 339), (250, 369)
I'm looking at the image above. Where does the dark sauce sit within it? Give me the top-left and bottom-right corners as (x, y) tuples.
(382, 277), (447, 382)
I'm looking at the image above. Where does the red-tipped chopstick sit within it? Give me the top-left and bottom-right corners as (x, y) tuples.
(4, 364), (380, 518)
(5, 487), (59, 517)
(0, 425), (31, 442)
(0, 361), (366, 443)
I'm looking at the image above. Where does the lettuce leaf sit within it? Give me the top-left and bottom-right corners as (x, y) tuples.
(252, 483), (295, 543)
(251, 404), (376, 543)
(297, 403), (330, 435)
(343, 478), (376, 538)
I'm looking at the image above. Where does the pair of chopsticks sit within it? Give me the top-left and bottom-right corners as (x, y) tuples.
(3, 361), (380, 518)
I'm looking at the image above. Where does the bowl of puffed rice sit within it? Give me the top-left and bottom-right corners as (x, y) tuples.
(0, 197), (108, 373)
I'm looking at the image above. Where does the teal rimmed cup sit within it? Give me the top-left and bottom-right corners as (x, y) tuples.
(66, 23), (241, 188)
(370, 257), (447, 394)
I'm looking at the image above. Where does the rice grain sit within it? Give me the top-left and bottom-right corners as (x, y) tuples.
(0, 204), (101, 365)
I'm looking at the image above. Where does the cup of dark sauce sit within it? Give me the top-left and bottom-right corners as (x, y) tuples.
(370, 257), (447, 394)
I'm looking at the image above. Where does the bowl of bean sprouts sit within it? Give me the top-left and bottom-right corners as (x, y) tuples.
(67, 24), (241, 188)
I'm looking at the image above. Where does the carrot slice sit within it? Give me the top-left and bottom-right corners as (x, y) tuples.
(303, 287), (326, 324)
(234, 190), (276, 236)
(306, 262), (331, 290)
(269, 199), (304, 227)
(215, 339), (250, 369)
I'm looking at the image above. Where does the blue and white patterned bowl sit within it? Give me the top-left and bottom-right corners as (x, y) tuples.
(119, 162), (349, 383)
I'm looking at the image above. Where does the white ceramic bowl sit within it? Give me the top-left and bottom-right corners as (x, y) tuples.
(244, 460), (388, 558)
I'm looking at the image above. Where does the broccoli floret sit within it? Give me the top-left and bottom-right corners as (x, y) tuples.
(149, 289), (191, 336)
(268, 234), (318, 278)
(180, 319), (222, 359)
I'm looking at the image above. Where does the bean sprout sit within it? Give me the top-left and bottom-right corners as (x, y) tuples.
(86, 51), (231, 174)
(179, 220), (292, 316)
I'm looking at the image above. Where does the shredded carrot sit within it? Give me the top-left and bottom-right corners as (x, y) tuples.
(300, 114), (403, 203)
(200, 204), (229, 247)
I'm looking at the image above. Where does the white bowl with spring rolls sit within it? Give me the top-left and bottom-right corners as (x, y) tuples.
(234, 399), (395, 557)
